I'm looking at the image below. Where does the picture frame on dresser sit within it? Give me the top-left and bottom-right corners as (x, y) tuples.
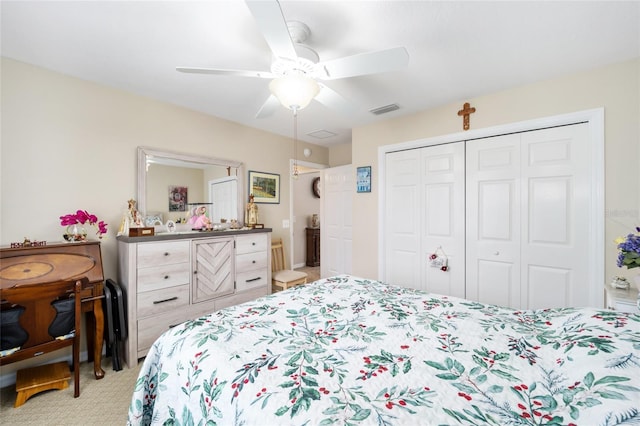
(248, 170), (280, 204)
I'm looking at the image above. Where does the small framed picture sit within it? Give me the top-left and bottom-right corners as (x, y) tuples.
(248, 170), (280, 204)
(169, 185), (188, 211)
(356, 166), (371, 193)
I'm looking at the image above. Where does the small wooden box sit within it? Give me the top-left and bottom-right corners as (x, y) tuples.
(128, 227), (155, 237)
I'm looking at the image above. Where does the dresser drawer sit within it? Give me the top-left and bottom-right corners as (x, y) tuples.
(136, 302), (216, 354)
(137, 241), (190, 268)
(137, 310), (193, 353)
(138, 263), (190, 292)
(235, 234), (268, 255)
(236, 250), (268, 272)
(236, 268), (269, 292)
(137, 284), (189, 318)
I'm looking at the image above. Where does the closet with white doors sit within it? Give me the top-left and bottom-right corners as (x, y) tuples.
(384, 123), (593, 310)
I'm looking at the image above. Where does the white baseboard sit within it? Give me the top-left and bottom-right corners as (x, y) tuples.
(293, 262), (306, 269)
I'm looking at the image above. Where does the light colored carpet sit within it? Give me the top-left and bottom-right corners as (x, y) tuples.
(295, 266), (320, 282)
(0, 357), (142, 425)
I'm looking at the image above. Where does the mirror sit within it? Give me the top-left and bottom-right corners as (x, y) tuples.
(137, 146), (245, 226)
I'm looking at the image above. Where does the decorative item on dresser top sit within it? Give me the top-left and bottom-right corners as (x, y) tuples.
(0, 241), (107, 380)
(116, 228), (272, 368)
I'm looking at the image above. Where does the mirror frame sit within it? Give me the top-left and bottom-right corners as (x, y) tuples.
(137, 146), (245, 225)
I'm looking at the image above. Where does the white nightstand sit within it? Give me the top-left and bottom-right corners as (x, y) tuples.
(605, 285), (640, 314)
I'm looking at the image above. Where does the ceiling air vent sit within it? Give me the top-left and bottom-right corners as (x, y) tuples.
(307, 129), (337, 139)
(369, 103), (400, 115)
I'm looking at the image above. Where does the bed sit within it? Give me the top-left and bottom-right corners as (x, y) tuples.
(128, 275), (640, 425)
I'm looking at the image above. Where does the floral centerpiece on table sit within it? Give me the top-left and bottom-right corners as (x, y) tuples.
(60, 210), (108, 241)
(615, 227), (640, 270)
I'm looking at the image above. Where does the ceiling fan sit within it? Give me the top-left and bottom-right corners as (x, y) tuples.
(177, 0), (410, 118)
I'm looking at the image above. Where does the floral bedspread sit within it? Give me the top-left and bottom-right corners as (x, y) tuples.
(128, 275), (640, 425)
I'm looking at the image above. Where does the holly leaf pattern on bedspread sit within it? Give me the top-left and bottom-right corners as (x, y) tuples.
(127, 275), (640, 425)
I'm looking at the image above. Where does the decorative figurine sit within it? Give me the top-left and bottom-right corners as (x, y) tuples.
(117, 199), (139, 236)
(245, 194), (259, 228)
(188, 205), (212, 230)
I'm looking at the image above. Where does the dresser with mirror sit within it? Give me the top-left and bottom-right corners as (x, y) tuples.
(117, 147), (271, 368)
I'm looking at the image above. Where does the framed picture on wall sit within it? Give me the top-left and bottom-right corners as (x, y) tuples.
(248, 171), (280, 204)
(169, 185), (188, 211)
(356, 166), (371, 193)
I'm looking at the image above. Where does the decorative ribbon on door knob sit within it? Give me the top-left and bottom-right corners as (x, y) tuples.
(428, 246), (449, 272)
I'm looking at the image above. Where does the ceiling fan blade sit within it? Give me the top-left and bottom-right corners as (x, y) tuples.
(255, 94), (281, 119)
(177, 67), (274, 79)
(314, 84), (357, 116)
(246, 0), (297, 60)
(318, 47), (409, 80)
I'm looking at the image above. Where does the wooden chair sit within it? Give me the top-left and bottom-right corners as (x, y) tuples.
(271, 238), (308, 292)
(0, 277), (86, 405)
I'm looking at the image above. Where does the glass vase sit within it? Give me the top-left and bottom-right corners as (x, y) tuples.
(64, 224), (87, 242)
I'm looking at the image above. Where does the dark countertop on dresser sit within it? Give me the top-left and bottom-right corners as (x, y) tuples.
(116, 227), (272, 243)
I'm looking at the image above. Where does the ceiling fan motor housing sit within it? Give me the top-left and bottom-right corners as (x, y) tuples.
(271, 21), (319, 77)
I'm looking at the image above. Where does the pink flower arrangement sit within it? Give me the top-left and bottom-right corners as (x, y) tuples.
(60, 209), (108, 238)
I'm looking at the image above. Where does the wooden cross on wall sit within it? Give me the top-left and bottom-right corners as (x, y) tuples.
(457, 102), (476, 131)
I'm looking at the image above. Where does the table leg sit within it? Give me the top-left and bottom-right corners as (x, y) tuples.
(85, 300), (105, 380)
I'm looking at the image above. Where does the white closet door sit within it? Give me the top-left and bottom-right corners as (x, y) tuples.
(385, 150), (421, 289)
(520, 124), (590, 308)
(385, 143), (465, 295)
(466, 134), (522, 308)
(420, 143), (466, 297)
(466, 123), (590, 309)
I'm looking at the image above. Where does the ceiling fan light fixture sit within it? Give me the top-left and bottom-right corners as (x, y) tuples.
(269, 73), (320, 110)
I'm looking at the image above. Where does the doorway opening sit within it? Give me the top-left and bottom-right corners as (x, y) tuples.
(289, 159), (326, 282)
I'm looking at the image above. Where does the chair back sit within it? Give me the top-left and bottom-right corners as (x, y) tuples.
(0, 277), (85, 365)
(271, 238), (287, 272)
(1, 277), (86, 398)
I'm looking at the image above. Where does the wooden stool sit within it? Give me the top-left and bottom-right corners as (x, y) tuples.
(14, 362), (71, 407)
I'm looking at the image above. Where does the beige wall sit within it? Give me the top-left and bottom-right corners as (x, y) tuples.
(0, 57), (330, 286)
(329, 142), (352, 167)
(352, 57), (640, 284)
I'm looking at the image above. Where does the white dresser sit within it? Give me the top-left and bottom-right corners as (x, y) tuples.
(117, 229), (271, 367)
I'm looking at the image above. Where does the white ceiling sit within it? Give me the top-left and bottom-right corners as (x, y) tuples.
(2, 1), (638, 147)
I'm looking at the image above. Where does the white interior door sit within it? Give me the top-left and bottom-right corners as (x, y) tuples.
(520, 124), (590, 308)
(384, 144), (465, 295)
(321, 165), (352, 278)
(420, 143), (466, 297)
(466, 123), (591, 309)
(209, 177), (238, 223)
(384, 150), (421, 289)
(466, 134), (522, 308)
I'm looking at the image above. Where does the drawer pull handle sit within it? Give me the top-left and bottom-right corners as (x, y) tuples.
(153, 296), (178, 305)
(168, 323), (180, 328)
(164, 275), (169, 280)
(252, 242), (256, 246)
(252, 260), (256, 264)
(246, 277), (261, 283)
(34, 351), (44, 357)
(164, 252), (170, 256)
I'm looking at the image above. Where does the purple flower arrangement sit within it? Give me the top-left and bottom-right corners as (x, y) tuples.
(616, 227), (640, 269)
